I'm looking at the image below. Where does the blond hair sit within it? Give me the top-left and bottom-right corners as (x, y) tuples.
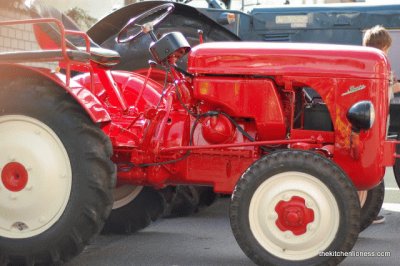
(363, 25), (392, 50)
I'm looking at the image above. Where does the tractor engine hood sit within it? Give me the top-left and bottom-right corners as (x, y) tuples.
(187, 42), (389, 79)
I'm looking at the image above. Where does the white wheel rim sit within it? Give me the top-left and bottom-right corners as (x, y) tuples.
(113, 185), (143, 209)
(358, 190), (367, 208)
(0, 115), (72, 239)
(249, 171), (340, 261)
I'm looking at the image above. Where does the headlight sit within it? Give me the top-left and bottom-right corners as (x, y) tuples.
(346, 101), (375, 132)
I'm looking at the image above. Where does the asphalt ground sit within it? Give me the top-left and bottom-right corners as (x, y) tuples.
(67, 168), (400, 266)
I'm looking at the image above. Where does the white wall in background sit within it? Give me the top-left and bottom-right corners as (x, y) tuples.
(42, 0), (124, 19)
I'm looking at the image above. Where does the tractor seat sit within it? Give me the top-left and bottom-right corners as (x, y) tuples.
(78, 47), (121, 67)
(26, 0), (120, 67)
(0, 48), (120, 67)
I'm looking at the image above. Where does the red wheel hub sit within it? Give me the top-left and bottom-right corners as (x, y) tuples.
(275, 196), (314, 235)
(1, 162), (29, 192)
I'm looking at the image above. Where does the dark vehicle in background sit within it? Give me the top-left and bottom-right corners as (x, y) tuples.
(201, 2), (400, 77)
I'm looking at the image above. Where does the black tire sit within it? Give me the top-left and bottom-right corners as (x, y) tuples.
(359, 181), (385, 232)
(197, 186), (218, 207)
(0, 78), (115, 265)
(102, 186), (165, 234)
(162, 186), (217, 218)
(163, 185), (200, 218)
(230, 150), (360, 266)
(393, 132), (400, 188)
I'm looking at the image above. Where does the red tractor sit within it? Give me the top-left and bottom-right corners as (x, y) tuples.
(0, 3), (397, 265)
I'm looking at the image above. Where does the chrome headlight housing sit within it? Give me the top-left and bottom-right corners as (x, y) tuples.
(346, 101), (375, 132)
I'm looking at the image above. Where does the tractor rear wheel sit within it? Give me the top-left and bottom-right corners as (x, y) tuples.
(0, 78), (115, 265)
(358, 181), (385, 232)
(230, 150), (360, 266)
(102, 186), (165, 234)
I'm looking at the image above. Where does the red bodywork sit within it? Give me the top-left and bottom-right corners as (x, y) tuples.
(185, 42), (393, 190)
(1, 19), (397, 193)
(80, 42), (394, 192)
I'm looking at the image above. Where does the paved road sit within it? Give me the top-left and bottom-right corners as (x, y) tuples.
(67, 168), (400, 266)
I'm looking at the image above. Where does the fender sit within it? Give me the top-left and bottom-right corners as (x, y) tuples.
(0, 64), (111, 123)
(73, 70), (165, 110)
(73, 70), (167, 151)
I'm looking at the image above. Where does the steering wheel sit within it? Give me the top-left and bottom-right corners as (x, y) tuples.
(117, 3), (175, 43)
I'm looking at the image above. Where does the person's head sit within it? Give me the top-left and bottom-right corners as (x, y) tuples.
(363, 25), (392, 55)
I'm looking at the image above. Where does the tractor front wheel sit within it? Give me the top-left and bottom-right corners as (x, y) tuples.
(230, 150), (360, 266)
(0, 78), (115, 265)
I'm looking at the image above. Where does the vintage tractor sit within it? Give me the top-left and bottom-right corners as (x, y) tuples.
(0, 2), (398, 265)
(88, 0), (392, 231)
